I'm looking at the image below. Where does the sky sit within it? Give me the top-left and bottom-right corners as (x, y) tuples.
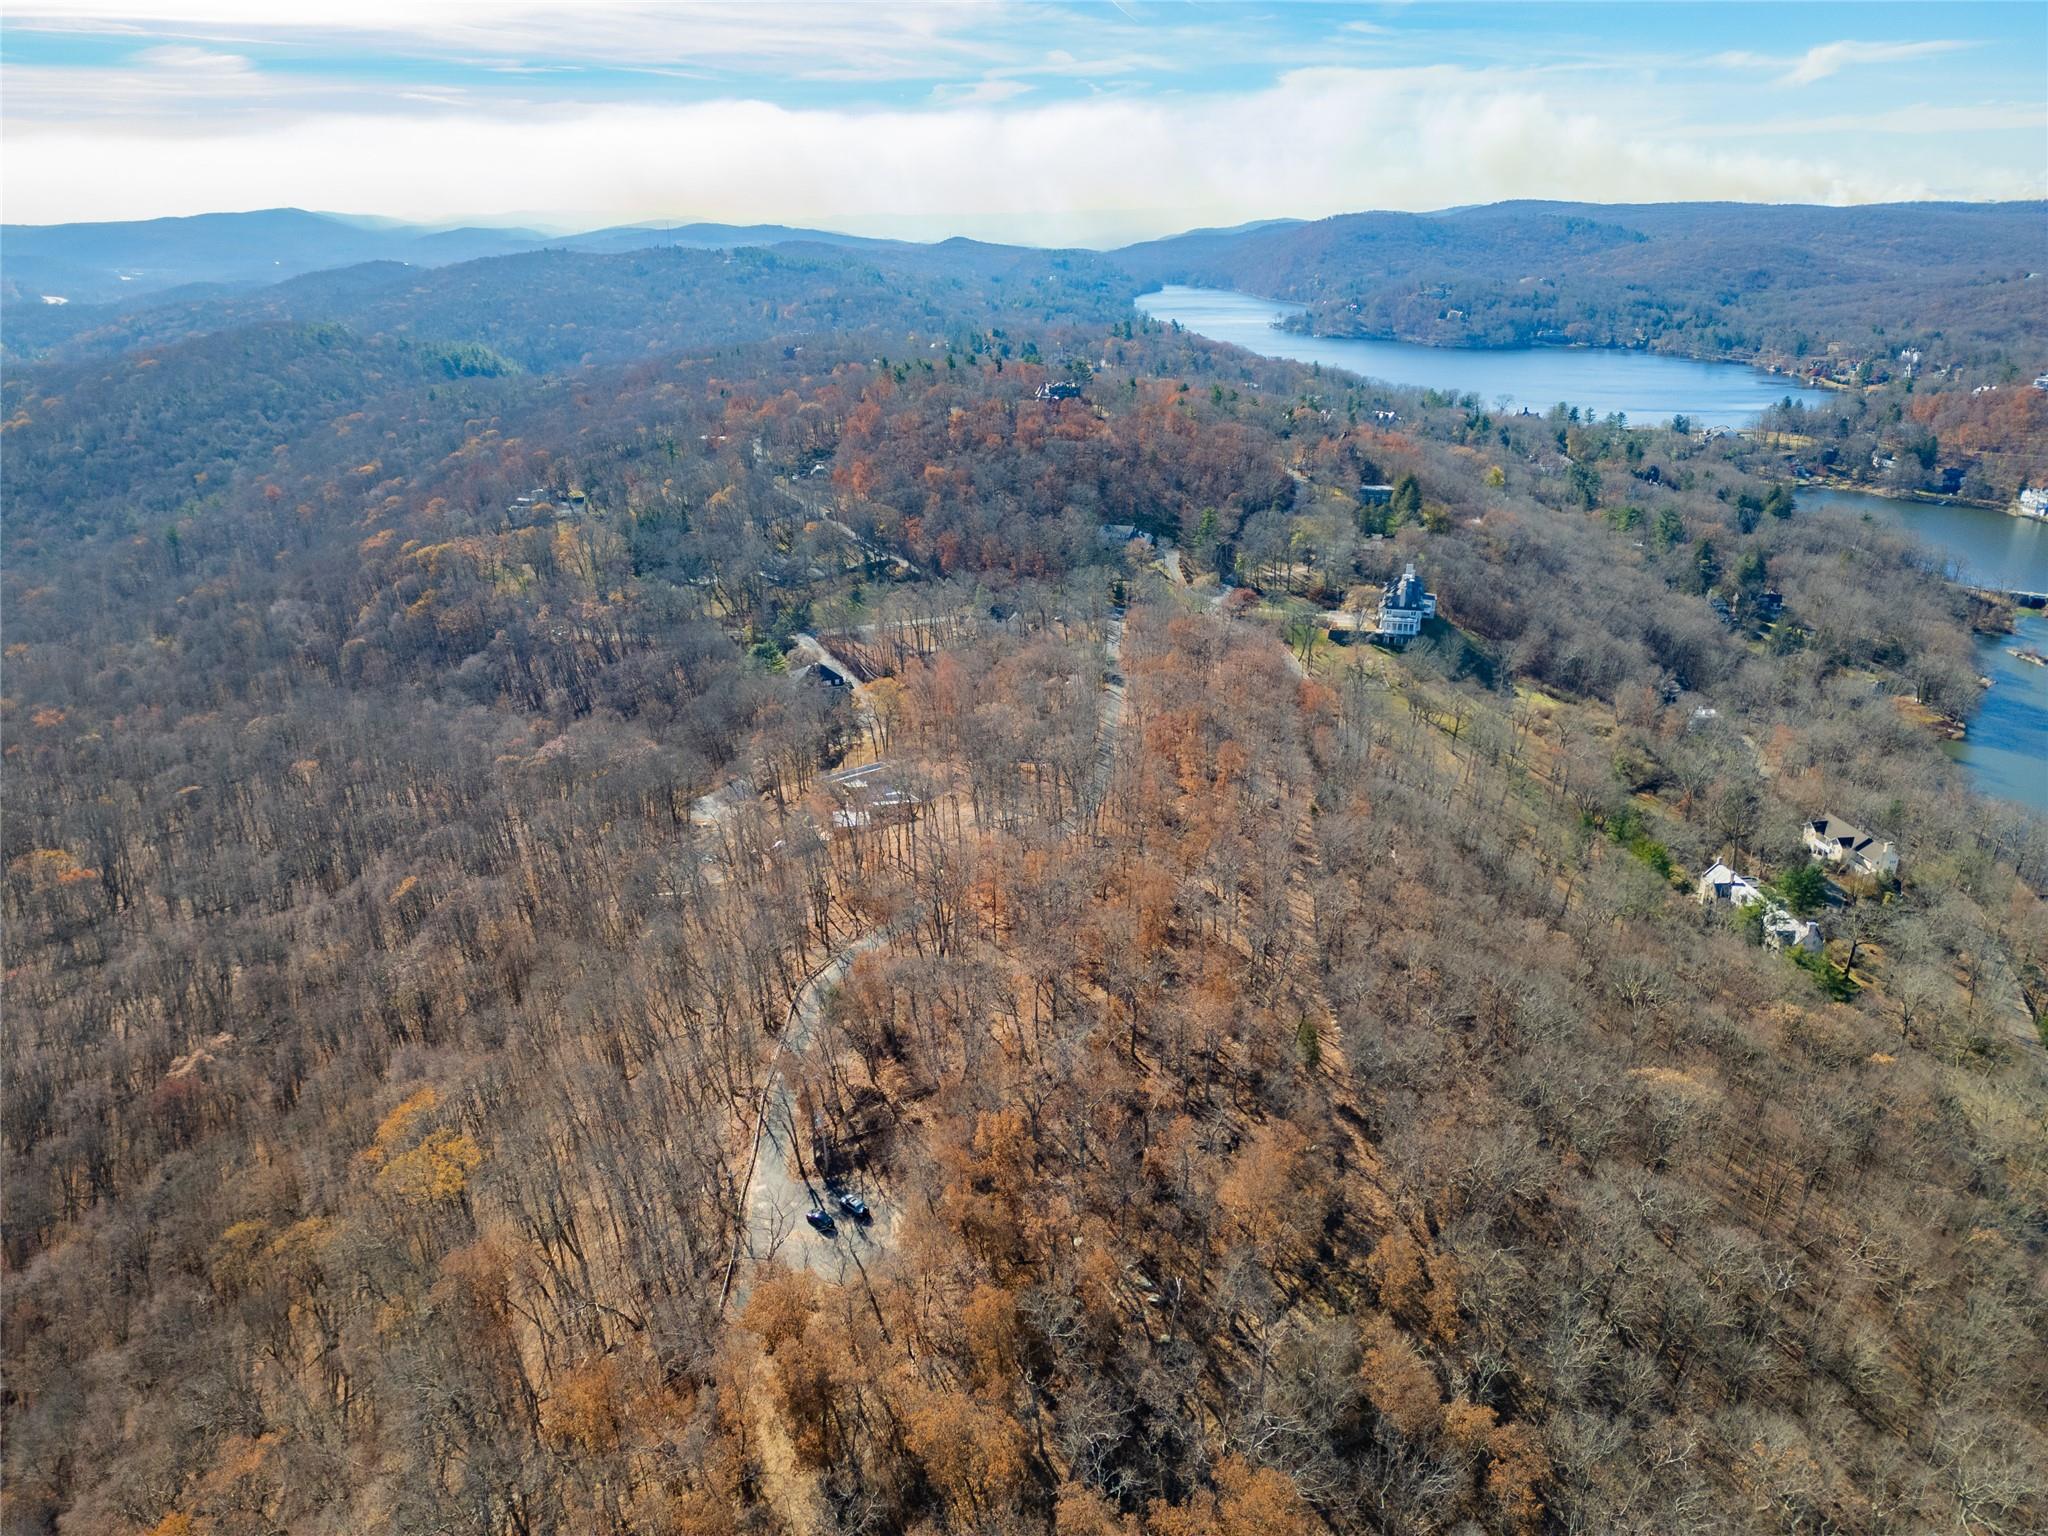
(3, 1), (2044, 245)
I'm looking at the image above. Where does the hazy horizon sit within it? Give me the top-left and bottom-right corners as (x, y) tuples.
(4, 2), (2044, 246)
(11, 192), (2046, 251)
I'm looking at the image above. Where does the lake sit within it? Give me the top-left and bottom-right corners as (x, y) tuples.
(1144, 286), (2042, 812)
(1800, 488), (2047, 814)
(1960, 611), (2048, 814)
(1136, 285), (1832, 428)
(1796, 487), (2048, 596)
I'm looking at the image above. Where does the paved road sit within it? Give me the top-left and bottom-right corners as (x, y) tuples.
(690, 778), (754, 826)
(726, 930), (894, 1309)
(726, 608), (1131, 1307)
(1085, 613), (1127, 822)
(776, 477), (920, 575)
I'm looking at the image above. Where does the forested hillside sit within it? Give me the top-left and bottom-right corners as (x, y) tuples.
(1115, 201), (2048, 374)
(4, 228), (2045, 1536)
(4, 240), (1137, 371)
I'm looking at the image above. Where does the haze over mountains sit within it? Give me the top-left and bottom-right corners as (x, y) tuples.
(6, 200), (2042, 382)
(0, 207), (901, 306)
(9, 0), (2048, 1526)
(14, 199), (2043, 308)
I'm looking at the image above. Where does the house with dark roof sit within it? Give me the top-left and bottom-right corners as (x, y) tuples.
(789, 661), (849, 691)
(1802, 816), (1899, 880)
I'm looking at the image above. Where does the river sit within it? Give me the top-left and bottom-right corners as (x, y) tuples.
(1801, 488), (2048, 814)
(1144, 287), (2042, 813)
(1135, 285), (1831, 428)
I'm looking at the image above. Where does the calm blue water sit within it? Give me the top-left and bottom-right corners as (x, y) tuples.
(1962, 611), (2048, 814)
(1144, 287), (2042, 812)
(1798, 487), (2048, 595)
(1800, 488), (2046, 814)
(1136, 285), (1832, 428)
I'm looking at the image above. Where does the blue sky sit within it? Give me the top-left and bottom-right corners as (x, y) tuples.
(4, 2), (2043, 242)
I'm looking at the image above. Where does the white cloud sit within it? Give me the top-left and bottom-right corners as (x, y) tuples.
(930, 78), (1032, 107)
(1711, 38), (1974, 86)
(1690, 101), (2047, 139)
(3, 43), (285, 117)
(1782, 39), (1972, 85)
(8, 64), (2032, 242)
(132, 44), (252, 73)
(5, 2), (1025, 79)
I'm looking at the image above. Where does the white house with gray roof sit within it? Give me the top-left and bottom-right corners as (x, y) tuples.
(1698, 861), (1822, 952)
(1803, 815), (1899, 880)
(1375, 563), (1437, 639)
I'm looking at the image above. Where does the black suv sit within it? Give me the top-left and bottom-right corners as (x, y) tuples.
(804, 1208), (836, 1235)
(833, 1189), (871, 1222)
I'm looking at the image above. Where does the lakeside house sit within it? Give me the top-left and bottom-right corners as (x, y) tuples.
(1803, 816), (1899, 880)
(2017, 487), (2048, 521)
(1375, 562), (1437, 639)
(1697, 861), (1823, 952)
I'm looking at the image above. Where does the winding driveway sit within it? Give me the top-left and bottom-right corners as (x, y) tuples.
(723, 608), (1130, 1310)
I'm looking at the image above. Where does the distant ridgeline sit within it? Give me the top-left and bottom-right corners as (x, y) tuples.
(1113, 200), (2048, 375)
(13, 200), (2044, 378)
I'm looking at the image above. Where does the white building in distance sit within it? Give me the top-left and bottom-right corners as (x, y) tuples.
(1375, 563), (1437, 639)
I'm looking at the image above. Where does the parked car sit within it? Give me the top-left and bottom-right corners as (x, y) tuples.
(804, 1208), (836, 1235)
(833, 1189), (870, 1222)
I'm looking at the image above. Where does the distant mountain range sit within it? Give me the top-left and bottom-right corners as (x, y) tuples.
(1111, 199), (2047, 296)
(0, 208), (896, 306)
(10, 200), (2043, 313)
(5, 200), (2041, 374)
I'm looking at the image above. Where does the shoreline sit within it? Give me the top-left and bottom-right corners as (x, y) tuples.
(1268, 301), (1831, 381)
(1799, 477), (2010, 515)
(1143, 287), (1835, 423)
(1150, 291), (2034, 520)
(1157, 285), (1780, 376)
